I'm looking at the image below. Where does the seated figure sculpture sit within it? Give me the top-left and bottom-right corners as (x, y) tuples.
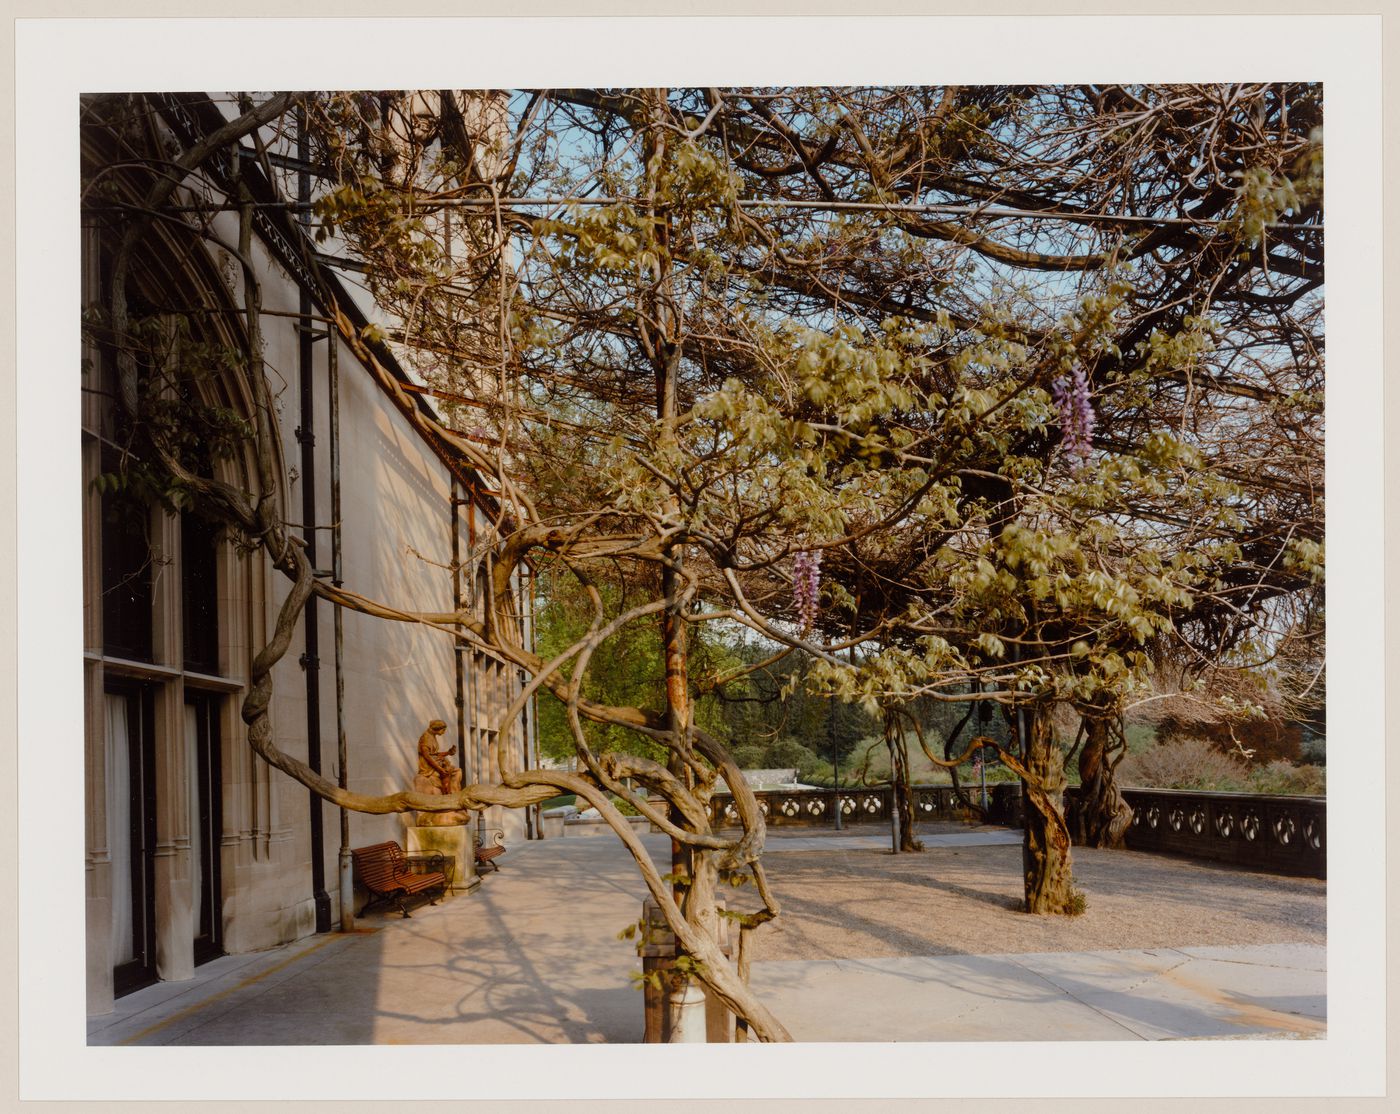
(413, 719), (470, 826)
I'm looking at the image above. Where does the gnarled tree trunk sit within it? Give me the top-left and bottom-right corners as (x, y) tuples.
(1069, 713), (1133, 849)
(1019, 706), (1077, 914)
(884, 708), (923, 852)
(891, 773), (921, 853)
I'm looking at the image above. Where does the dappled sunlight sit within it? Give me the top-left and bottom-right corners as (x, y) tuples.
(94, 828), (1325, 1045)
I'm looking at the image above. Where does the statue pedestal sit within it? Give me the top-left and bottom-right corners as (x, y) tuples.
(406, 822), (479, 895)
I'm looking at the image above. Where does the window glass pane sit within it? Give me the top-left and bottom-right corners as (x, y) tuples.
(181, 511), (220, 673)
(99, 446), (153, 661)
(105, 694), (134, 965)
(186, 703), (203, 934)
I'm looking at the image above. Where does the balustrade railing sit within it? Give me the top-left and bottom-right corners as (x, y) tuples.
(708, 783), (1023, 829)
(707, 783), (1324, 879)
(1101, 787), (1325, 879)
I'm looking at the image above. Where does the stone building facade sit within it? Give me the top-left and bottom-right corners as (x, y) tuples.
(80, 93), (535, 1016)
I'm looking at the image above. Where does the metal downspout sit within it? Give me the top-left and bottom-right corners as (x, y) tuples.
(446, 209), (470, 800)
(330, 321), (352, 931)
(526, 564), (540, 839)
(517, 569), (535, 840)
(469, 507), (485, 850)
(452, 482), (468, 784)
(297, 110), (331, 934)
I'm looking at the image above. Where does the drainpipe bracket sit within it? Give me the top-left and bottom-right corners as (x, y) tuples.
(295, 322), (331, 342)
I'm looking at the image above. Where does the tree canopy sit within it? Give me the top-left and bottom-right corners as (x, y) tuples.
(84, 85), (1324, 1038)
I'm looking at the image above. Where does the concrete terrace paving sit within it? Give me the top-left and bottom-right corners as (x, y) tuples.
(88, 825), (1325, 1046)
(748, 944), (1325, 1041)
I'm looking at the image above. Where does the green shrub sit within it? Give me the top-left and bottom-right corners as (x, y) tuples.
(1118, 737), (1248, 792)
(1123, 722), (1158, 754)
(1118, 737), (1326, 796)
(937, 763), (1018, 789)
(539, 794), (576, 810)
(729, 744), (768, 769)
(982, 764), (1019, 785)
(1298, 731), (1326, 766)
(766, 737), (823, 777)
(609, 794), (642, 817)
(1246, 760), (1325, 796)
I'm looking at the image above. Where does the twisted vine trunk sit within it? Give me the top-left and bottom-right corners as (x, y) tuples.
(643, 87), (757, 1040)
(891, 767), (921, 853)
(883, 709), (923, 852)
(1069, 715), (1133, 849)
(565, 771), (790, 1042)
(1019, 706), (1076, 914)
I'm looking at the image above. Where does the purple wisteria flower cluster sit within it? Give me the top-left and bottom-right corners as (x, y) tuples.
(1051, 368), (1097, 463)
(792, 549), (823, 633)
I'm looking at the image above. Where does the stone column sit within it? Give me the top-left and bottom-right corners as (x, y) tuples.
(151, 509), (194, 983)
(153, 676), (195, 983)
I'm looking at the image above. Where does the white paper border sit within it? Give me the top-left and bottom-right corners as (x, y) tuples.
(16, 14), (1383, 1102)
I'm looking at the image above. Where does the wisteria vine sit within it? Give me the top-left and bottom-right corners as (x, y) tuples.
(1052, 368), (1097, 464)
(792, 548), (823, 632)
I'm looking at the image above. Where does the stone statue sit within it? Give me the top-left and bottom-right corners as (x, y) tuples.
(413, 719), (469, 826)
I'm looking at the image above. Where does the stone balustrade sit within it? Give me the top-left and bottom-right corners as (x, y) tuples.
(706, 782), (1325, 879)
(1102, 786), (1325, 879)
(708, 783), (1023, 830)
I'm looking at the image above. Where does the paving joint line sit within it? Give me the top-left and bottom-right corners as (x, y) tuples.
(1167, 947), (1322, 972)
(1011, 951), (1195, 1002)
(1002, 954), (1152, 1041)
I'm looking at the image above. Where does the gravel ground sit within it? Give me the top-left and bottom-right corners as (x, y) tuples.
(742, 826), (1326, 963)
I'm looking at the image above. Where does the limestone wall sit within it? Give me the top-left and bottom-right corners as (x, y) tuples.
(82, 109), (533, 1013)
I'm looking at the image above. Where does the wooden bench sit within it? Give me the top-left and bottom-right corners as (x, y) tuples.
(351, 841), (448, 918)
(475, 841), (505, 874)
